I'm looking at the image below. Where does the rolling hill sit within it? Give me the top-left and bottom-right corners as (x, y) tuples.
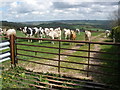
(1, 20), (112, 30)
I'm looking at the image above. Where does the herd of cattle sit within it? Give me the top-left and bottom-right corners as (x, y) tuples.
(0, 27), (111, 44)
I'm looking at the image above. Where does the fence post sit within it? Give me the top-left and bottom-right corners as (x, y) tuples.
(87, 43), (90, 77)
(58, 41), (61, 74)
(10, 35), (16, 67)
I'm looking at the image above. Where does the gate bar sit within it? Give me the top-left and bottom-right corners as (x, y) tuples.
(87, 43), (91, 77)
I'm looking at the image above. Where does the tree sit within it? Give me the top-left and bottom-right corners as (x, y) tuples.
(112, 26), (120, 42)
(108, 1), (120, 27)
(110, 1), (120, 42)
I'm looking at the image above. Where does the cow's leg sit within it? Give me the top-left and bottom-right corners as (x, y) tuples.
(88, 37), (90, 42)
(85, 35), (87, 41)
(59, 36), (61, 40)
(39, 36), (42, 43)
(68, 34), (70, 40)
(65, 34), (67, 40)
(89, 36), (91, 42)
(30, 35), (33, 42)
(51, 37), (54, 44)
(26, 34), (30, 42)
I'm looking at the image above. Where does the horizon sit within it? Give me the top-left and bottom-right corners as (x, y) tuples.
(0, 20), (111, 23)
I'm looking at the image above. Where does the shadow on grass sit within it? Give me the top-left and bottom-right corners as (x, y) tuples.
(62, 43), (70, 45)
(104, 39), (113, 42)
(89, 42), (120, 89)
(76, 44), (84, 46)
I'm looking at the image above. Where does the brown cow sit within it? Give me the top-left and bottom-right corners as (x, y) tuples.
(70, 30), (76, 40)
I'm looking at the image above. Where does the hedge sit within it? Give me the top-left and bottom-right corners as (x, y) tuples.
(112, 26), (120, 42)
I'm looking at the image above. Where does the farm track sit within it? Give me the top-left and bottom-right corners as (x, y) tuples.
(26, 33), (106, 79)
(87, 35), (109, 83)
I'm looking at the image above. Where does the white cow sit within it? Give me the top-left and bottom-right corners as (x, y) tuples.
(49, 28), (54, 31)
(44, 27), (61, 44)
(6, 29), (16, 38)
(54, 27), (61, 40)
(0, 28), (16, 38)
(63, 28), (71, 40)
(38, 27), (46, 42)
(2, 28), (7, 35)
(105, 30), (111, 37)
(20, 27), (42, 42)
(85, 30), (91, 41)
(76, 28), (80, 35)
(44, 28), (51, 36)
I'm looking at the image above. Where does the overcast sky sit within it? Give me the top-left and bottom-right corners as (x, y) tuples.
(0, 0), (119, 22)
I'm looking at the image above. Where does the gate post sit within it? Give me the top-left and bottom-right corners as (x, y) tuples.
(10, 35), (16, 67)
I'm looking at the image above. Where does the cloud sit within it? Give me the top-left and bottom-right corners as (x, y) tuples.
(1, 0), (119, 21)
(52, 1), (118, 16)
(53, 1), (118, 9)
(8, 1), (52, 14)
(53, 2), (74, 9)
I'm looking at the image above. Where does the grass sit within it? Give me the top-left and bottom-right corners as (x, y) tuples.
(15, 31), (102, 70)
(16, 31), (85, 58)
(2, 67), (35, 88)
(15, 31), (85, 70)
(60, 32), (103, 73)
(59, 33), (120, 89)
(60, 44), (88, 73)
(97, 44), (120, 88)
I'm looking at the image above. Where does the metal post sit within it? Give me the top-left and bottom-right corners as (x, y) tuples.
(58, 41), (61, 74)
(87, 43), (90, 77)
(10, 35), (16, 67)
(15, 36), (17, 64)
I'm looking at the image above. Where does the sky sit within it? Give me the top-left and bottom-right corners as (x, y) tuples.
(0, 0), (119, 22)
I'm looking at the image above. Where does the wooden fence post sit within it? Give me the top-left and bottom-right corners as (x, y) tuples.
(87, 43), (91, 77)
(10, 35), (16, 67)
(58, 41), (61, 74)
